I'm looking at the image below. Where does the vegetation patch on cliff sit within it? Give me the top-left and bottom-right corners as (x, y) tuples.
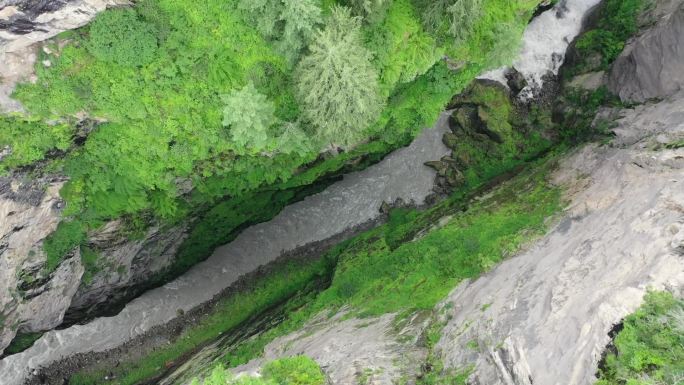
(565, 0), (647, 76)
(191, 356), (325, 385)
(597, 291), (684, 385)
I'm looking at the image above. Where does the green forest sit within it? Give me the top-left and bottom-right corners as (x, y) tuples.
(0, 0), (539, 277)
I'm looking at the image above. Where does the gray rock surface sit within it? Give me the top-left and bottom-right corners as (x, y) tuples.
(435, 94), (684, 385)
(567, 71), (605, 91)
(0, 177), (84, 352)
(64, 219), (189, 322)
(608, 3), (684, 102)
(233, 312), (429, 385)
(0, 0), (128, 52)
(0, 44), (35, 112)
(0, 113), (450, 385)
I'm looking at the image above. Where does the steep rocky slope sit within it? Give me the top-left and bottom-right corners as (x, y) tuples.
(609, 2), (684, 102)
(0, 177), (82, 352)
(435, 95), (684, 384)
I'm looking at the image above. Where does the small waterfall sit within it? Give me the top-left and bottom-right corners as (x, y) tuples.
(480, 0), (602, 98)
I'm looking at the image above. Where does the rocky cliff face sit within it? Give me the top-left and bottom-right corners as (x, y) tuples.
(0, 0), (128, 52)
(0, 175), (84, 352)
(435, 96), (684, 384)
(608, 2), (684, 102)
(0, 0), (194, 352)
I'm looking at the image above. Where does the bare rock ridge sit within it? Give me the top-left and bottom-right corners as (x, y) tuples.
(0, 0), (127, 52)
(608, 2), (684, 102)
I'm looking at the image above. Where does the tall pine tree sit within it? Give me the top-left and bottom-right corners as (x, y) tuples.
(295, 6), (383, 146)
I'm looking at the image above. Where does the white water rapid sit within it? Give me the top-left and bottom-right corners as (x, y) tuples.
(480, 0), (602, 97)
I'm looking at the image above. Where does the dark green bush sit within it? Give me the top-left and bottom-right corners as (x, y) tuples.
(43, 220), (86, 272)
(87, 8), (158, 67)
(597, 291), (684, 385)
(571, 0), (644, 72)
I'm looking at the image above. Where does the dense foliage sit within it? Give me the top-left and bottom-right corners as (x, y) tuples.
(0, 0), (540, 278)
(87, 9), (159, 67)
(295, 6), (383, 146)
(569, 0), (645, 74)
(0, 117), (73, 172)
(597, 291), (684, 385)
(190, 356), (325, 385)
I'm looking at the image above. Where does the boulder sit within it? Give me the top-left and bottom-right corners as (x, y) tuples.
(504, 68), (528, 96)
(608, 4), (684, 102)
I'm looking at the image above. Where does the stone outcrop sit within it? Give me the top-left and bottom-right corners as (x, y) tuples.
(0, 44), (35, 113)
(0, 176), (84, 353)
(0, 0), (129, 53)
(64, 220), (188, 323)
(608, 3), (684, 102)
(233, 312), (429, 385)
(435, 94), (684, 385)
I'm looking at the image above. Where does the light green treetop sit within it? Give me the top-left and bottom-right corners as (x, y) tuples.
(295, 6), (383, 147)
(221, 83), (277, 153)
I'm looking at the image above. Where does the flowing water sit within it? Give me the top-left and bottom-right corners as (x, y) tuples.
(480, 0), (602, 97)
(0, 113), (450, 385)
(0, 0), (604, 383)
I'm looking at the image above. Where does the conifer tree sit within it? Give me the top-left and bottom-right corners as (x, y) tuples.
(295, 6), (383, 146)
(238, 0), (323, 65)
(417, 0), (483, 44)
(221, 83), (276, 153)
(347, 0), (392, 23)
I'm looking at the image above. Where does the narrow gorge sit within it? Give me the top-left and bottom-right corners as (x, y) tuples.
(0, 0), (682, 384)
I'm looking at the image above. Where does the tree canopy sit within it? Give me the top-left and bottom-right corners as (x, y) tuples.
(221, 83), (277, 153)
(87, 8), (158, 67)
(295, 6), (383, 146)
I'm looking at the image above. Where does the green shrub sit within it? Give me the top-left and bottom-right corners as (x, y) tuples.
(190, 356), (325, 385)
(262, 355), (326, 385)
(80, 247), (101, 285)
(596, 291), (684, 385)
(570, 0), (644, 73)
(87, 8), (158, 67)
(0, 117), (73, 172)
(43, 220), (86, 272)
